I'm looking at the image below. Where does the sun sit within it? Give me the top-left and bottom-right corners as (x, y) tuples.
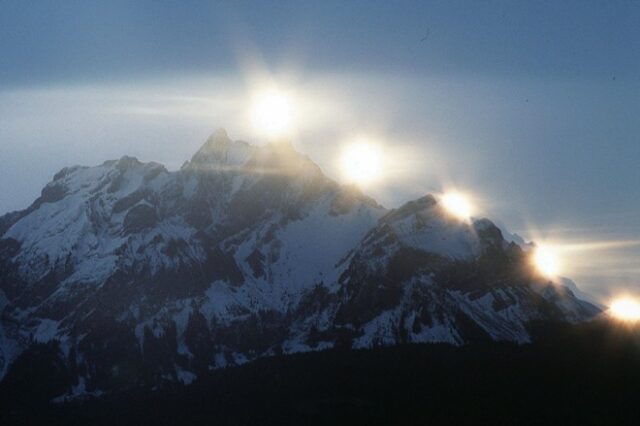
(440, 192), (473, 221)
(533, 245), (560, 278)
(340, 140), (382, 186)
(610, 297), (640, 322)
(250, 89), (293, 139)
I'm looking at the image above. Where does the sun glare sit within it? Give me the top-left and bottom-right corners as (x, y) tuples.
(440, 192), (473, 221)
(610, 298), (640, 322)
(250, 89), (293, 139)
(533, 245), (560, 278)
(340, 141), (382, 186)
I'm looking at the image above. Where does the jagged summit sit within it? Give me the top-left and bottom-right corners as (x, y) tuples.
(209, 127), (229, 141)
(0, 130), (599, 398)
(185, 130), (315, 182)
(187, 129), (250, 171)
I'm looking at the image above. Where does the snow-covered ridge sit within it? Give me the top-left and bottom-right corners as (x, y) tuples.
(0, 130), (599, 398)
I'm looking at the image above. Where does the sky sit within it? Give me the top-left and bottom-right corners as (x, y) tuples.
(0, 0), (638, 300)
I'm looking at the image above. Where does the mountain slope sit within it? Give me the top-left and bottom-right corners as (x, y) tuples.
(0, 130), (599, 398)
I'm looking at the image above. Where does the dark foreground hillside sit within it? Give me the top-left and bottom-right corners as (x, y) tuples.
(2, 320), (640, 426)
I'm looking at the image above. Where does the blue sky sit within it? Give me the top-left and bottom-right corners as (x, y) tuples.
(0, 0), (638, 299)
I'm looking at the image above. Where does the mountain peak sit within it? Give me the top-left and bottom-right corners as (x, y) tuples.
(186, 130), (322, 182)
(115, 155), (142, 171)
(194, 128), (232, 156)
(209, 127), (229, 142)
(188, 128), (252, 170)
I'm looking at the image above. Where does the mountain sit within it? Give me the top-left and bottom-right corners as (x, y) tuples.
(0, 130), (599, 399)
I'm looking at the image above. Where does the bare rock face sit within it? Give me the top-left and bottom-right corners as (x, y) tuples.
(0, 130), (599, 399)
(123, 204), (158, 234)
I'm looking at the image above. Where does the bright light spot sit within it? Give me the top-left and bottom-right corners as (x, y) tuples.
(250, 89), (293, 139)
(340, 141), (382, 186)
(610, 298), (640, 322)
(533, 245), (560, 278)
(440, 192), (473, 221)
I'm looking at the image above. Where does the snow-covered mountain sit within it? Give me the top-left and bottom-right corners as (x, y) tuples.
(0, 130), (599, 398)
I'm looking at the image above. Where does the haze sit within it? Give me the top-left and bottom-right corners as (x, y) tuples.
(0, 0), (638, 301)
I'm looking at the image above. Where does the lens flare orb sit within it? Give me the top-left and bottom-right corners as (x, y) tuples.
(440, 192), (473, 221)
(533, 245), (560, 278)
(610, 298), (640, 322)
(340, 141), (382, 186)
(250, 89), (293, 139)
